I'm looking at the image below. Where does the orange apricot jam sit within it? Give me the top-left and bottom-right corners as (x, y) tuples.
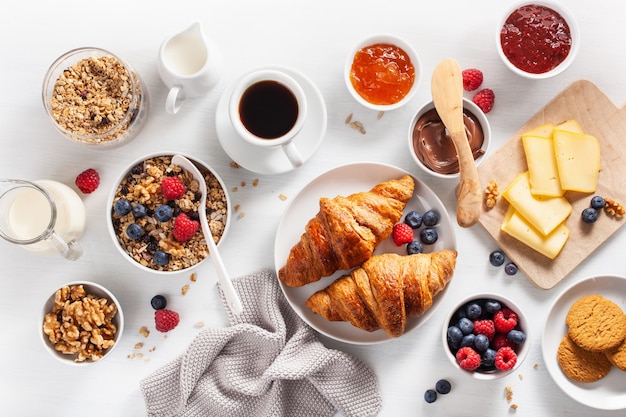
(349, 43), (415, 106)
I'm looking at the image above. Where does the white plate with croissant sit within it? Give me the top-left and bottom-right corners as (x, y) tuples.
(274, 162), (457, 344)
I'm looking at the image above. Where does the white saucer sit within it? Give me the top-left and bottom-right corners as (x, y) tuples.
(215, 66), (327, 175)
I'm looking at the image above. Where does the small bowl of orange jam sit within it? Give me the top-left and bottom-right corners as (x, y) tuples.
(345, 34), (421, 111)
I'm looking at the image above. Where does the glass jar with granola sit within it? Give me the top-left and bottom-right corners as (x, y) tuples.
(42, 47), (149, 148)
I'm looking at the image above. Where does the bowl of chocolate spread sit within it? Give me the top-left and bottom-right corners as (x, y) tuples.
(408, 98), (491, 179)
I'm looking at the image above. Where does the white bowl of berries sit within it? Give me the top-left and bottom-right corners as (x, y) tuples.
(442, 293), (529, 380)
(106, 152), (231, 275)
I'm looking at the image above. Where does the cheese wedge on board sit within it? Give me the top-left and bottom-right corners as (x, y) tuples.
(521, 122), (554, 139)
(522, 135), (564, 197)
(501, 205), (570, 259)
(553, 130), (601, 193)
(555, 119), (584, 134)
(502, 171), (572, 236)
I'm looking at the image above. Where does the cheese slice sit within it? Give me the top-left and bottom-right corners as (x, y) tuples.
(553, 130), (601, 193)
(522, 135), (564, 197)
(502, 171), (572, 235)
(501, 205), (569, 259)
(556, 119), (584, 134)
(521, 122), (554, 139)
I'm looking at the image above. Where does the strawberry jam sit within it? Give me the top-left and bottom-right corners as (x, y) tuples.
(349, 43), (415, 105)
(500, 4), (572, 74)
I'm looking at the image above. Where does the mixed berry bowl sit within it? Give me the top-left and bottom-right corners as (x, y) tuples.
(442, 293), (529, 380)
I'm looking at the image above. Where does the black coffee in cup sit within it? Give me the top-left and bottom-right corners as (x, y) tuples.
(239, 81), (298, 139)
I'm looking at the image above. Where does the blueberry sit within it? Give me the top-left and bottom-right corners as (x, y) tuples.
(489, 250), (505, 267)
(482, 348), (497, 368)
(404, 210), (423, 228)
(150, 294), (167, 310)
(424, 389), (437, 403)
(581, 207), (598, 224)
(447, 326), (463, 350)
(504, 262), (518, 276)
(590, 195), (605, 210)
(485, 300), (501, 314)
(507, 329), (526, 345)
(132, 203), (148, 219)
(457, 317), (474, 335)
(154, 204), (173, 222)
(474, 334), (490, 352)
(114, 199), (132, 216)
(422, 210), (440, 227)
(153, 250), (169, 266)
(406, 240), (424, 255)
(466, 303), (482, 320)
(420, 227), (438, 245)
(435, 379), (451, 395)
(461, 334), (476, 348)
(126, 223), (143, 240)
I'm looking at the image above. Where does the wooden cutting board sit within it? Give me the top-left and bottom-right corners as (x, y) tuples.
(477, 79), (626, 290)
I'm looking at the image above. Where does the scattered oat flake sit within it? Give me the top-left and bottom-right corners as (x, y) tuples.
(349, 120), (366, 134)
(252, 179), (259, 186)
(194, 322), (205, 328)
(232, 186), (239, 192)
(134, 342), (144, 349)
(136, 352), (144, 359)
(190, 272), (197, 282)
(505, 385), (514, 401)
(234, 204), (241, 212)
(139, 326), (150, 337)
(149, 347), (156, 352)
(533, 363), (539, 369)
(230, 161), (240, 168)
(345, 113), (353, 124)
(377, 111), (384, 120)
(519, 373), (524, 380)
(238, 212), (245, 219)
(181, 284), (189, 295)
(279, 193), (288, 201)
(510, 404), (518, 410)
(240, 181), (246, 187)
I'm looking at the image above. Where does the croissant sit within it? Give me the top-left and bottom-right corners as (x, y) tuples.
(305, 250), (458, 337)
(278, 175), (415, 287)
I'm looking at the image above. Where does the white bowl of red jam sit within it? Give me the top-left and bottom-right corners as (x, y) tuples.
(408, 98), (491, 180)
(345, 34), (421, 111)
(497, 0), (579, 79)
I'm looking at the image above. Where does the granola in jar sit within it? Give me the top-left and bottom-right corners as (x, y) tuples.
(43, 47), (148, 147)
(110, 155), (229, 272)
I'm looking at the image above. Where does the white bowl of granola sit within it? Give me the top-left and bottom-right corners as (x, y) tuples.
(42, 47), (149, 148)
(106, 152), (231, 274)
(40, 281), (123, 365)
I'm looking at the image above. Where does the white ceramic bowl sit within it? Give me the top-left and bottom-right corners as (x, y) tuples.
(42, 47), (149, 148)
(442, 293), (530, 380)
(40, 281), (123, 365)
(344, 34), (421, 111)
(106, 152), (231, 275)
(408, 98), (491, 180)
(497, 0), (579, 79)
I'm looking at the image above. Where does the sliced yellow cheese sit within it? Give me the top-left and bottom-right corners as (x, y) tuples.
(502, 171), (572, 236)
(521, 122), (554, 139)
(501, 205), (570, 259)
(553, 130), (601, 193)
(522, 135), (564, 197)
(555, 119), (584, 134)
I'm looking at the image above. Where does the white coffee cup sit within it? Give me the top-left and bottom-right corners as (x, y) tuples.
(229, 69), (307, 168)
(157, 22), (223, 114)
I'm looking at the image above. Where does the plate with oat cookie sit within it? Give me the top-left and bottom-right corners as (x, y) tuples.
(274, 162), (456, 344)
(542, 275), (626, 410)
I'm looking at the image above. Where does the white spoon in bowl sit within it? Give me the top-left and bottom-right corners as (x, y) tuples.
(172, 155), (243, 315)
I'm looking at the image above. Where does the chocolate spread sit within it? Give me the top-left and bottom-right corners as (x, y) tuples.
(412, 108), (485, 175)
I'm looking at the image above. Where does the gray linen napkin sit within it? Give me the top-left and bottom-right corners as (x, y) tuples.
(140, 269), (382, 417)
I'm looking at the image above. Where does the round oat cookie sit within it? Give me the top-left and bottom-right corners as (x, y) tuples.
(565, 294), (626, 352)
(605, 323), (626, 372)
(557, 334), (613, 383)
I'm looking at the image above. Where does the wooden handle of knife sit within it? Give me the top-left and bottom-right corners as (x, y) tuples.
(451, 130), (482, 228)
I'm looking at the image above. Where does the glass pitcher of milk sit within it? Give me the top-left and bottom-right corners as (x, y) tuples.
(0, 179), (85, 260)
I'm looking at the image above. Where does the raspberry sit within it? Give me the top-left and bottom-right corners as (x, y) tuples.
(161, 176), (186, 200)
(455, 346), (481, 370)
(472, 88), (495, 114)
(492, 332), (515, 351)
(155, 309), (180, 332)
(494, 346), (517, 371)
(173, 213), (199, 242)
(391, 222), (413, 246)
(462, 68), (483, 91)
(494, 308), (518, 333)
(75, 168), (100, 194)
(473, 319), (496, 340)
